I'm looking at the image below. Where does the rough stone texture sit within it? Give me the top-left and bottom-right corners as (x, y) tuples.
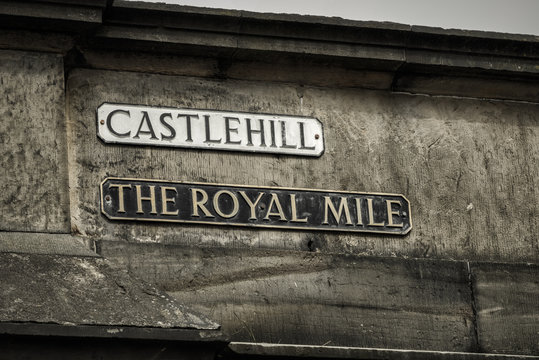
(226, 60), (394, 90)
(0, 251), (219, 330)
(471, 262), (539, 355)
(67, 69), (538, 263)
(0, 0), (104, 32)
(0, 0), (102, 22)
(225, 342), (539, 360)
(100, 242), (475, 352)
(79, 48), (539, 102)
(0, 50), (70, 233)
(95, 25), (406, 65)
(394, 74), (539, 103)
(0, 3), (536, 358)
(82, 49), (220, 78)
(80, 49), (395, 90)
(0, 232), (97, 257)
(109, 0), (539, 61)
(96, 1), (539, 104)
(0, 29), (74, 53)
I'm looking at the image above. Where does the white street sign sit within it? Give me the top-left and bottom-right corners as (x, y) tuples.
(97, 103), (324, 157)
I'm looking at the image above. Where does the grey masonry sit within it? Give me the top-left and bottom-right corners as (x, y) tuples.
(0, 1), (537, 359)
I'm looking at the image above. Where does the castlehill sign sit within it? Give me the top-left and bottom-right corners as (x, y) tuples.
(97, 103), (324, 157)
(101, 178), (412, 235)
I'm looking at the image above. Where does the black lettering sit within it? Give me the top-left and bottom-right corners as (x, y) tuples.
(133, 111), (158, 139)
(177, 114), (198, 142)
(269, 120), (277, 148)
(224, 117), (242, 144)
(204, 115), (221, 143)
(281, 121), (297, 149)
(246, 118), (266, 147)
(159, 113), (176, 140)
(106, 109), (131, 137)
(299, 122), (316, 150)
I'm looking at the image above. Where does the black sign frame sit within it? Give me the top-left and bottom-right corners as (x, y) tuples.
(100, 177), (412, 235)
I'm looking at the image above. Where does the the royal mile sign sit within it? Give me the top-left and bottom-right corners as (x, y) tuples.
(101, 178), (412, 235)
(97, 103), (324, 157)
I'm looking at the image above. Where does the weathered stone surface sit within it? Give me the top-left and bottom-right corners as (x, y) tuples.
(0, 232), (97, 257)
(68, 69), (538, 263)
(225, 342), (539, 360)
(404, 49), (539, 74)
(395, 74), (539, 103)
(82, 49), (219, 78)
(80, 49), (395, 90)
(471, 262), (539, 355)
(226, 60), (394, 89)
(0, 50), (70, 233)
(0, 251), (219, 330)
(0, 0), (103, 32)
(100, 241), (475, 351)
(108, 0), (411, 47)
(0, 29), (74, 53)
(0, 2), (536, 358)
(110, 1), (539, 60)
(78, 48), (538, 101)
(92, 0), (539, 104)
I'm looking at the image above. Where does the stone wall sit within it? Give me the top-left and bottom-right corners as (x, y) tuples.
(67, 69), (538, 263)
(0, 1), (537, 357)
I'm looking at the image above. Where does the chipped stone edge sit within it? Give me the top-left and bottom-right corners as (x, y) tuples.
(0, 231), (97, 257)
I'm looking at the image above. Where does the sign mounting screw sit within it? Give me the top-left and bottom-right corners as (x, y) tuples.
(100, 119), (105, 125)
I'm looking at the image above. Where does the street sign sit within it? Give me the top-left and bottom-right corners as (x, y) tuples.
(101, 177), (412, 235)
(97, 103), (324, 157)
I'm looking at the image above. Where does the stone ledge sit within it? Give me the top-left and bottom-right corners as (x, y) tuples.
(0, 232), (97, 257)
(1, 321), (227, 360)
(225, 342), (539, 360)
(104, 0), (539, 62)
(0, 322), (226, 343)
(0, 0), (104, 32)
(0, 1), (537, 101)
(0, 252), (221, 331)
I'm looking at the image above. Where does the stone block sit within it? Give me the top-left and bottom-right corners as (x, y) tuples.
(0, 50), (69, 233)
(471, 262), (539, 355)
